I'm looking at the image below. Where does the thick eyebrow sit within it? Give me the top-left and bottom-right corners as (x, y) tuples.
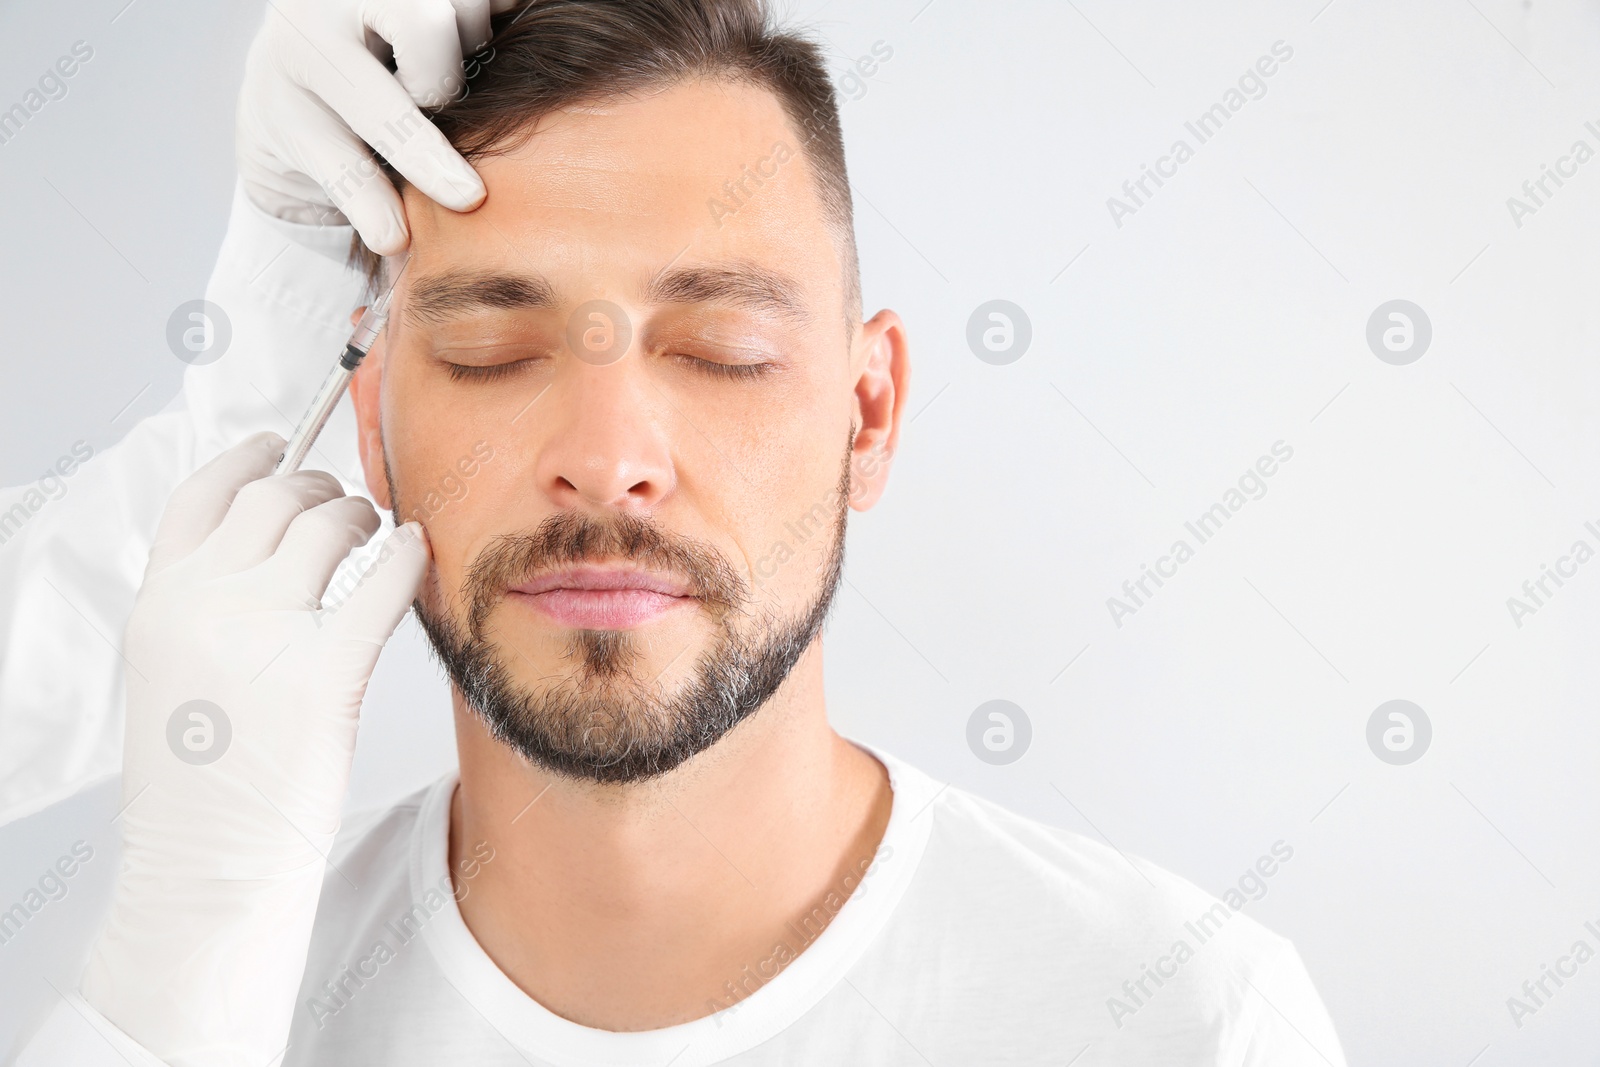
(404, 268), (558, 326)
(643, 262), (809, 323)
(401, 261), (809, 327)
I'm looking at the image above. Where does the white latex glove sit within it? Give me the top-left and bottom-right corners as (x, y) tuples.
(236, 0), (521, 255)
(81, 431), (429, 1067)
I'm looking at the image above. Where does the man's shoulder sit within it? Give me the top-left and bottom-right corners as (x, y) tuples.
(929, 783), (1187, 892)
(886, 767), (1302, 1003)
(869, 768), (1341, 1058)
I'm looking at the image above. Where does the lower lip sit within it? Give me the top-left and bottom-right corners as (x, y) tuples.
(509, 588), (694, 629)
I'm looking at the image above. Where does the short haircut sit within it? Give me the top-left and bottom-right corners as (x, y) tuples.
(353, 0), (860, 322)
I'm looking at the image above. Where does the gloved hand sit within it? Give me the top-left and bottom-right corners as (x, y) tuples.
(236, 0), (521, 255)
(80, 431), (429, 1067)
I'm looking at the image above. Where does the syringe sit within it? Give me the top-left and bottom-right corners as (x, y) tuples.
(273, 254), (411, 476)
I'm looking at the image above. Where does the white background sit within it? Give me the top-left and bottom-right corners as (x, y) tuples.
(3, 0), (1599, 1064)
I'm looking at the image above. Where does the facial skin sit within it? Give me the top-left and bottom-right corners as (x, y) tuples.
(351, 76), (905, 783)
(346, 77), (911, 1029)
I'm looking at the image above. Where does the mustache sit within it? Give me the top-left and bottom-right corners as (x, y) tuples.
(463, 510), (748, 634)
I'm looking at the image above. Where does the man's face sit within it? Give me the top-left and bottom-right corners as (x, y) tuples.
(350, 78), (905, 783)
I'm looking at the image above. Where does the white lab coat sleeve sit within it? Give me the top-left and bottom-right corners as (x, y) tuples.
(8, 990), (169, 1067)
(0, 179), (370, 827)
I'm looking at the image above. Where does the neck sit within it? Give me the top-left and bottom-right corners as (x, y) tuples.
(446, 641), (892, 1031)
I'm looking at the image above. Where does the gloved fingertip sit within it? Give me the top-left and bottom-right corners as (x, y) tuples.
(439, 158), (487, 212)
(253, 430), (287, 452)
(361, 211), (409, 258)
(394, 522), (431, 556)
(437, 188), (485, 214)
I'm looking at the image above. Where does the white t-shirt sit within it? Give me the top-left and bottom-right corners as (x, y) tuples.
(20, 744), (1346, 1066)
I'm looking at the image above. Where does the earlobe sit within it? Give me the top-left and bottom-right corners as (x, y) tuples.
(848, 309), (910, 511)
(346, 338), (392, 510)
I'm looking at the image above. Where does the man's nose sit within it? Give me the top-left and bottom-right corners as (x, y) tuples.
(532, 360), (676, 511)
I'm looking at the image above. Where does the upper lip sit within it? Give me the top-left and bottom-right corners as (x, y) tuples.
(508, 565), (695, 598)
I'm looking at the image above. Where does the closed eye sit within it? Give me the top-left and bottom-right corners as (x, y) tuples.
(446, 360), (534, 383)
(674, 354), (773, 380)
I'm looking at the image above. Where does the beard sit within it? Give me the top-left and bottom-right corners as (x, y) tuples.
(394, 444), (851, 785)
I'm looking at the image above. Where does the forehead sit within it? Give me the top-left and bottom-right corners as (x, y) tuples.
(401, 78), (839, 302)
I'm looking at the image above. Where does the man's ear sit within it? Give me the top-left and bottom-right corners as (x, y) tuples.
(848, 308), (910, 511)
(345, 305), (393, 511)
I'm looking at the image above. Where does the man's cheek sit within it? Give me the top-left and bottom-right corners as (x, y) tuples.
(417, 490), (448, 522)
(743, 479), (841, 598)
(795, 536), (833, 585)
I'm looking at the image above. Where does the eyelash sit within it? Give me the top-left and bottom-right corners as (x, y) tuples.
(445, 356), (773, 382)
(678, 355), (772, 380)
(446, 361), (529, 383)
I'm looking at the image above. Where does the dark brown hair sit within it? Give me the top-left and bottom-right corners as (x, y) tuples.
(355, 0), (859, 318)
